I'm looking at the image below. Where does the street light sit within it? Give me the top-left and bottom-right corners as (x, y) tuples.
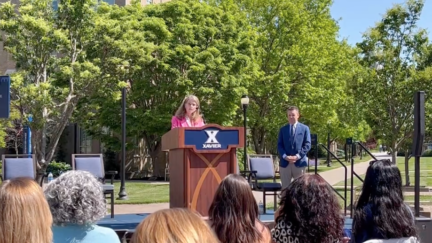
(241, 95), (249, 170)
(118, 86), (128, 200)
(118, 65), (129, 200)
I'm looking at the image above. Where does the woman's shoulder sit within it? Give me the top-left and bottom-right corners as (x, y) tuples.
(87, 225), (120, 242)
(172, 115), (182, 121)
(171, 115), (185, 125)
(196, 115), (204, 122)
(255, 221), (272, 243)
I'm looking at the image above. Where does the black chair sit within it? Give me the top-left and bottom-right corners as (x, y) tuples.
(236, 161), (256, 187)
(71, 154), (117, 218)
(1, 154), (45, 185)
(248, 154), (282, 214)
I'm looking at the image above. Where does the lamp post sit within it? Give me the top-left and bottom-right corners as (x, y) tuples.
(241, 95), (249, 170)
(118, 65), (129, 200)
(118, 86), (128, 200)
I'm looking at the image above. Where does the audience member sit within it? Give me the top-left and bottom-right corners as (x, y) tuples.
(353, 159), (418, 243)
(44, 170), (120, 243)
(273, 174), (348, 243)
(0, 177), (53, 243)
(131, 208), (219, 243)
(209, 174), (271, 243)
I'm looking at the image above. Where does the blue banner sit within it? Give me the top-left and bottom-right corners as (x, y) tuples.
(23, 125), (32, 154)
(184, 127), (239, 151)
(0, 76), (10, 118)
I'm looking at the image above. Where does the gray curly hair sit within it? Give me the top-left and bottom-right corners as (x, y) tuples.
(44, 170), (107, 225)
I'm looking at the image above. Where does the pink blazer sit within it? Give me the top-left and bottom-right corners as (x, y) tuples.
(171, 116), (205, 129)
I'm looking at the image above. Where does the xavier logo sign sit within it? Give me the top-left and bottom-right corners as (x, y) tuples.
(203, 130), (221, 149)
(183, 126), (240, 151)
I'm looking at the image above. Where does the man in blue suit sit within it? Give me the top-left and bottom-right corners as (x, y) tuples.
(277, 106), (311, 188)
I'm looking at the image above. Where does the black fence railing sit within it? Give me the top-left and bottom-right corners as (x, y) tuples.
(317, 144), (348, 216)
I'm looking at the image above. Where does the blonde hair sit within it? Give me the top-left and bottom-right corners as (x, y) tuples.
(174, 95), (202, 123)
(131, 208), (219, 243)
(0, 178), (53, 243)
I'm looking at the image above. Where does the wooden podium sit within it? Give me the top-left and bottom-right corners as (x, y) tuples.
(161, 124), (244, 217)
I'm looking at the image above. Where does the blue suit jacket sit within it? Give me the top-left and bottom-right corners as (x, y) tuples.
(277, 122), (311, 168)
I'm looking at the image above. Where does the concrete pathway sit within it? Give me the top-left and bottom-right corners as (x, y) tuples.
(320, 152), (390, 185)
(113, 152), (389, 215)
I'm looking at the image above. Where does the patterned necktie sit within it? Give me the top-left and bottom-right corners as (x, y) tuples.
(291, 124), (295, 137)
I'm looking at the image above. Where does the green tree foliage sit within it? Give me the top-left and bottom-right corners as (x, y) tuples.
(77, 0), (255, 175)
(0, 0), (120, 170)
(0, 116), (12, 148)
(355, 0), (432, 162)
(223, 0), (364, 154)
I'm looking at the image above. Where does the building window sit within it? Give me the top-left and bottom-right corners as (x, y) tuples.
(101, 0), (115, 4)
(52, 0), (58, 10)
(147, 0), (153, 4)
(79, 129), (92, 153)
(4, 69), (16, 75)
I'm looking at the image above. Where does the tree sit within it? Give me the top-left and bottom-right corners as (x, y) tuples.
(0, 0), (120, 171)
(0, 118), (10, 149)
(355, 0), (432, 163)
(224, 0), (362, 155)
(77, 0), (255, 176)
(4, 110), (23, 155)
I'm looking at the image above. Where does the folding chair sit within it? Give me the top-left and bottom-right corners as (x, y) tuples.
(248, 154), (282, 214)
(1, 154), (44, 185)
(236, 161), (255, 185)
(71, 154), (117, 218)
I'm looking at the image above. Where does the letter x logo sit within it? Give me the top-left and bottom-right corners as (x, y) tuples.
(204, 130), (219, 144)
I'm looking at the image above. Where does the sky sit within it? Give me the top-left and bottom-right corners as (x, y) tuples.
(330, 0), (432, 45)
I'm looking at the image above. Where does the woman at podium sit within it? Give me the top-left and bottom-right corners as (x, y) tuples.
(171, 95), (205, 129)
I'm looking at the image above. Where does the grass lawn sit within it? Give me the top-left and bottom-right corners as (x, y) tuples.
(112, 155), (432, 206)
(334, 156), (432, 187)
(110, 155), (373, 205)
(308, 155), (372, 173)
(396, 157), (432, 186)
(112, 182), (169, 204)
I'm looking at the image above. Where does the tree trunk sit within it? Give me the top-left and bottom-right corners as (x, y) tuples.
(148, 141), (166, 178)
(391, 141), (397, 164)
(251, 126), (265, 154)
(33, 103), (76, 180)
(14, 139), (19, 155)
(404, 149), (411, 186)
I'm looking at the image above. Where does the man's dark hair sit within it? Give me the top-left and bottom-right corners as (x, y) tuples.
(287, 106), (299, 112)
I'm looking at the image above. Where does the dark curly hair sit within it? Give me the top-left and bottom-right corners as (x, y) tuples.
(209, 174), (263, 243)
(353, 159), (417, 240)
(276, 174), (344, 243)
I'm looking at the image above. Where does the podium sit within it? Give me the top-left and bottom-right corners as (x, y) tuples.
(161, 124), (244, 217)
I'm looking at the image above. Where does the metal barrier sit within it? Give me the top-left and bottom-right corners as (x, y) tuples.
(355, 142), (377, 160)
(317, 144), (348, 216)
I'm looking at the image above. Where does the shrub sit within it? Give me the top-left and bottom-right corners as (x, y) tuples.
(422, 150), (432, 157)
(46, 161), (72, 177)
(336, 149), (345, 158)
(308, 145), (328, 158)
